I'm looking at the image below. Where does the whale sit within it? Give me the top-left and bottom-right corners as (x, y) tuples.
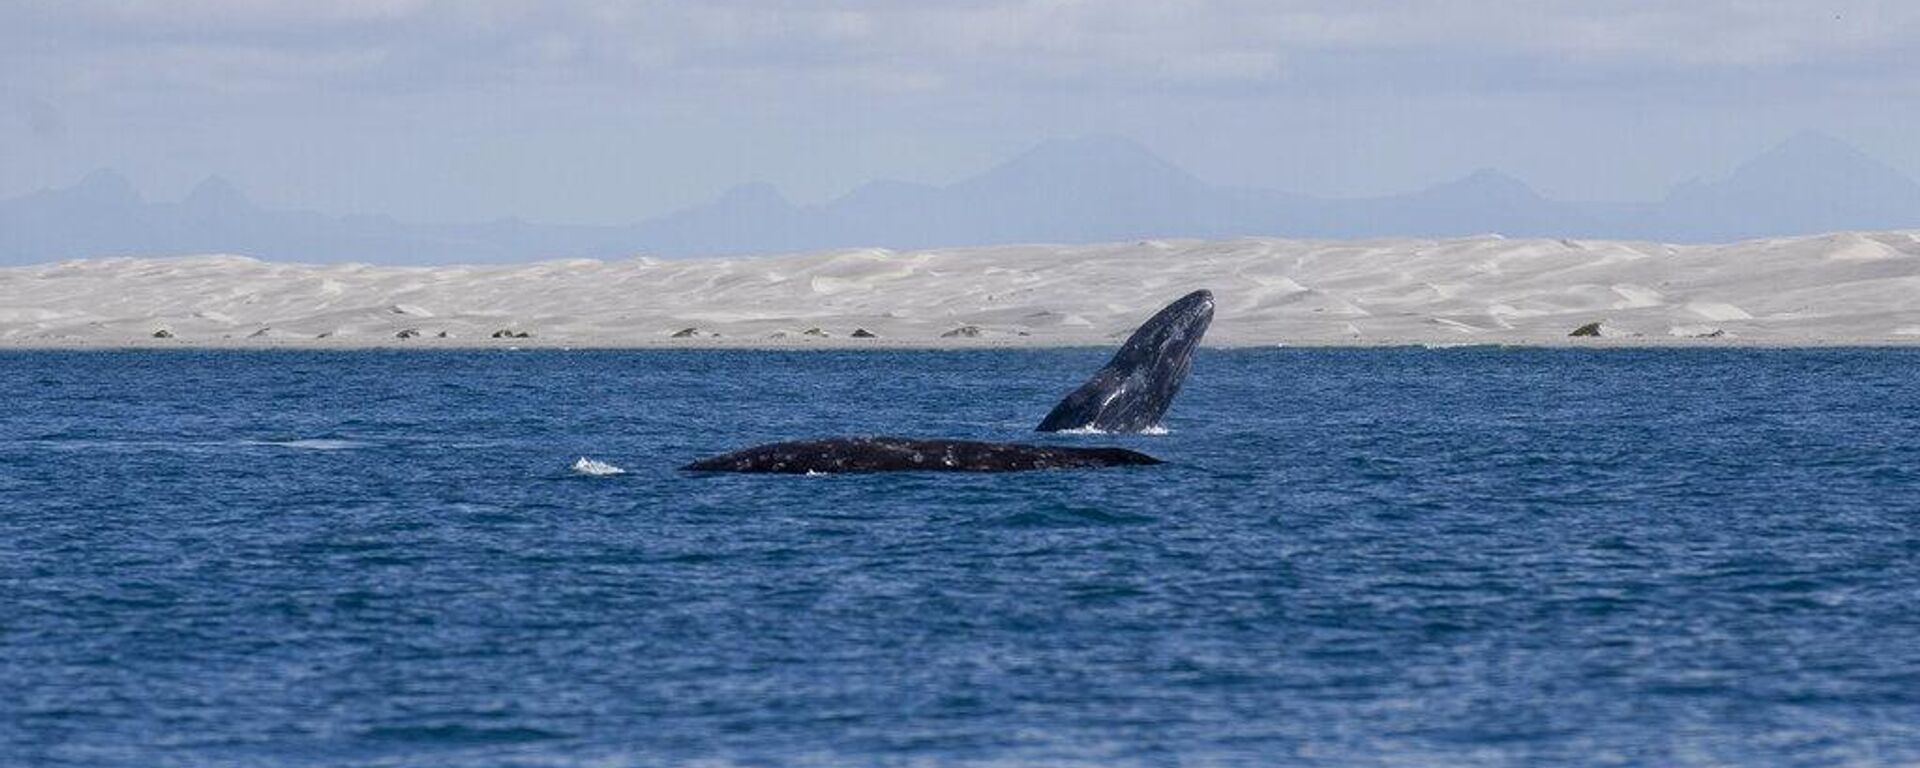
(1036, 289), (1213, 433)
(682, 290), (1211, 474)
(680, 437), (1160, 474)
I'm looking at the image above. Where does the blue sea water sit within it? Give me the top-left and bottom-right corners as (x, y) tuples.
(3, 348), (1919, 767)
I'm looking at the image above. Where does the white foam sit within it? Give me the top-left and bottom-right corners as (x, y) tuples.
(571, 456), (627, 476)
(1057, 425), (1169, 435)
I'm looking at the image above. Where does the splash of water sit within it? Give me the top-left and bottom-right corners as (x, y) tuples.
(571, 457), (626, 476)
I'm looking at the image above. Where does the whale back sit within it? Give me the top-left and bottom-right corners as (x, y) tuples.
(682, 437), (1161, 473)
(1036, 289), (1214, 433)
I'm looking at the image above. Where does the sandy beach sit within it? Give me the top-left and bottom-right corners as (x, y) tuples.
(5, 231), (1920, 349)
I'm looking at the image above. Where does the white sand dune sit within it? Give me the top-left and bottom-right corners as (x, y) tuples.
(4, 232), (1920, 347)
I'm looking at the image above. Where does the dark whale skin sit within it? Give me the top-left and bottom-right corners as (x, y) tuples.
(1037, 289), (1214, 433)
(681, 436), (1162, 474)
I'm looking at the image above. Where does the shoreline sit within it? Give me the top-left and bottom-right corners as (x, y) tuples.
(6, 233), (1920, 350)
(6, 335), (1920, 352)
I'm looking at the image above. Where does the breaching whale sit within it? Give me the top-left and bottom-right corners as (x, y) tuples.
(1036, 289), (1213, 433)
(680, 437), (1160, 474)
(681, 290), (1212, 474)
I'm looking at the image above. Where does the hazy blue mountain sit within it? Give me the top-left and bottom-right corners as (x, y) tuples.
(4, 133), (1918, 264)
(623, 182), (814, 256)
(927, 135), (1214, 243)
(0, 169), (148, 257)
(1652, 132), (1920, 241)
(1305, 168), (1584, 239)
(0, 172), (632, 264)
(624, 135), (1220, 252)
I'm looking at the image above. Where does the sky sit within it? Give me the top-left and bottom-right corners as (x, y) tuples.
(4, 1), (1918, 225)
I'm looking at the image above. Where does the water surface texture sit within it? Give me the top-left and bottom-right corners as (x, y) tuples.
(4, 349), (1919, 766)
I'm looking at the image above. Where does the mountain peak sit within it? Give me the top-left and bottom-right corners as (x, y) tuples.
(1419, 167), (1541, 201)
(713, 181), (792, 210)
(1461, 167), (1531, 188)
(68, 168), (141, 207)
(1728, 131), (1903, 185)
(1658, 131), (1920, 237)
(1765, 130), (1869, 161)
(1675, 131), (1920, 205)
(1022, 134), (1164, 162)
(966, 134), (1206, 192)
(183, 175), (253, 214)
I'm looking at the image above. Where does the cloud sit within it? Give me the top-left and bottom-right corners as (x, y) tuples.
(59, 0), (433, 26)
(5, 0), (1917, 222)
(7, 0), (1918, 102)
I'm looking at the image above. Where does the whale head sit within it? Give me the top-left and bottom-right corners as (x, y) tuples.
(1036, 289), (1214, 433)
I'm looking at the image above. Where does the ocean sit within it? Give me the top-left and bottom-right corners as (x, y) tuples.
(3, 348), (1918, 766)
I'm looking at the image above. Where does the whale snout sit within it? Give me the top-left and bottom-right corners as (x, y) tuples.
(1171, 289), (1215, 334)
(1171, 290), (1216, 328)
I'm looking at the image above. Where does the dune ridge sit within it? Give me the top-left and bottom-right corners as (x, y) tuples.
(5, 232), (1920, 347)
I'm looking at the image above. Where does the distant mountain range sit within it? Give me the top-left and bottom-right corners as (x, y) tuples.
(4, 132), (1918, 265)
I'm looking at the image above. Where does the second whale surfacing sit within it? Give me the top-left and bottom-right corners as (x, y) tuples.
(682, 290), (1212, 474)
(681, 437), (1160, 474)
